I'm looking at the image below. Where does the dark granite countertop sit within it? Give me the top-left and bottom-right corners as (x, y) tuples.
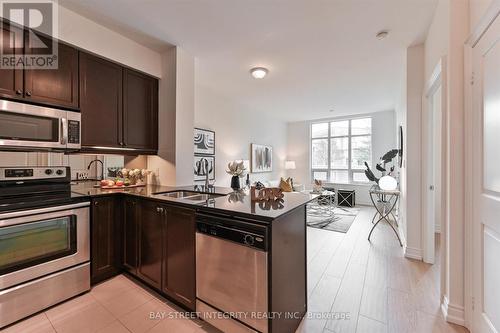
(71, 181), (315, 222)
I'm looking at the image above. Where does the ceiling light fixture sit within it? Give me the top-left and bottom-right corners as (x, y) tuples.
(250, 67), (268, 79)
(376, 30), (389, 40)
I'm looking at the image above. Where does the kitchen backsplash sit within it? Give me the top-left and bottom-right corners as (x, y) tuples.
(0, 152), (125, 180)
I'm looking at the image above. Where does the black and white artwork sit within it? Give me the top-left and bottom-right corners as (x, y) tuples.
(194, 128), (215, 155)
(194, 155), (215, 181)
(251, 144), (273, 173)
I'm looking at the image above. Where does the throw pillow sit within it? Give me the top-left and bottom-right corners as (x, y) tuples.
(280, 177), (293, 192)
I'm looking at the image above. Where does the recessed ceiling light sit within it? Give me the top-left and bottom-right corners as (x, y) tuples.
(376, 30), (389, 40)
(250, 67), (268, 79)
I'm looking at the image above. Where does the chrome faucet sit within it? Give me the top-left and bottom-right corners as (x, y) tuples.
(87, 159), (104, 181)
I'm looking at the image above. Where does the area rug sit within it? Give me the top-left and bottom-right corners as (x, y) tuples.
(307, 206), (360, 233)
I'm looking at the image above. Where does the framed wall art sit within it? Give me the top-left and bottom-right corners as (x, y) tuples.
(251, 143), (273, 173)
(194, 155), (215, 181)
(194, 128), (215, 155)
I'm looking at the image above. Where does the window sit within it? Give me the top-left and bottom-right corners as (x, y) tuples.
(311, 117), (372, 183)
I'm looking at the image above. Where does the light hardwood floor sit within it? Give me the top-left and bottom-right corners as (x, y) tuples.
(297, 206), (469, 333)
(3, 207), (468, 333)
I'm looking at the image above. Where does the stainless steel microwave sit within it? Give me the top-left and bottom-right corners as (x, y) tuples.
(0, 99), (81, 151)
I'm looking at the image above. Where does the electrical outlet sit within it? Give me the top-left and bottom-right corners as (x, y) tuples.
(77, 171), (89, 180)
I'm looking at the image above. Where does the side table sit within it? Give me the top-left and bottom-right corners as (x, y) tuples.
(367, 185), (402, 246)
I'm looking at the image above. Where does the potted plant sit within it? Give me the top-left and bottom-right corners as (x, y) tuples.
(226, 161), (247, 190)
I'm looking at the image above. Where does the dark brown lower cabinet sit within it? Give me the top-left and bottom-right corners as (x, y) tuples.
(123, 197), (138, 275)
(91, 196), (122, 284)
(137, 200), (163, 290)
(92, 197), (196, 309)
(162, 207), (196, 310)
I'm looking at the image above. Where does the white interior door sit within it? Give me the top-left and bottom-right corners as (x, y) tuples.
(424, 69), (443, 264)
(426, 90), (436, 264)
(472, 13), (500, 333)
(432, 86), (442, 238)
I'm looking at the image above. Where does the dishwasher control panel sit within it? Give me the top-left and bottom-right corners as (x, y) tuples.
(196, 221), (267, 251)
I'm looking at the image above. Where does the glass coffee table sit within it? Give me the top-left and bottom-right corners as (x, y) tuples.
(306, 190), (335, 219)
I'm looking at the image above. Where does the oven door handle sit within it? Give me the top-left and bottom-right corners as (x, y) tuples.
(60, 117), (68, 145)
(0, 201), (90, 221)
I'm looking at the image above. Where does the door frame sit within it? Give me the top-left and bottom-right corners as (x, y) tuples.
(422, 58), (447, 265)
(464, 1), (500, 330)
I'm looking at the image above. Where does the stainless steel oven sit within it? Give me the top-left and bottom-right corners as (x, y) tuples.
(0, 202), (90, 328)
(0, 99), (81, 151)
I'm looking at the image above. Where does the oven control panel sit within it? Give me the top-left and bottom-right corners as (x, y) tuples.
(0, 167), (68, 181)
(196, 221), (267, 251)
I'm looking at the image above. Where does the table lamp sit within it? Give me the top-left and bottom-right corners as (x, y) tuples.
(285, 160), (296, 189)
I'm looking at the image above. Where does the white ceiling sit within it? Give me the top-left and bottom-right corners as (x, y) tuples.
(59, 0), (437, 122)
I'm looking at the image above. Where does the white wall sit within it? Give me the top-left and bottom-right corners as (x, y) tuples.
(57, 5), (162, 77)
(470, 0), (494, 32)
(194, 82), (288, 188)
(420, 0), (469, 326)
(147, 47), (196, 186)
(286, 110), (396, 205)
(444, 0), (469, 325)
(405, 44), (425, 258)
(425, 0), (450, 83)
(395, 48), (408, 245)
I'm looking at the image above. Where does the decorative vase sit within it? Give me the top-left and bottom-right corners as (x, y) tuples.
(230, 176), (240, 190)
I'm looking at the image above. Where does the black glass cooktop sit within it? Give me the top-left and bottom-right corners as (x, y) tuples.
(0, 184), (88, 213)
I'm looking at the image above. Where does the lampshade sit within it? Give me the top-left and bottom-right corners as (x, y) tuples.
(241, 160), (250, 171)
(285, 161), (296, 170)
(379, 175), (398, 191)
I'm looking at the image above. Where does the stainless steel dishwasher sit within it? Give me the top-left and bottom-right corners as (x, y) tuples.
(195, 214), (268, 333)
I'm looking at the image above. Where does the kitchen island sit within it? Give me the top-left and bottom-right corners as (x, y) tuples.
(72, 182), (314, 333)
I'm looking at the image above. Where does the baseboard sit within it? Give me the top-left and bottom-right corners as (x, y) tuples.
(435, 224), (441, 233)
(441, 296), (466, 326)
(397, 219), (406, 246)
(404, 246), (423, 260)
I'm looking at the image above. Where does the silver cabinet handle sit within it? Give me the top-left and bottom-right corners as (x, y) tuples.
(60, 118), (68, 145)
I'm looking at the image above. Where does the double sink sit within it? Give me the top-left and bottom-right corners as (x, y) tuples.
(153, 190), (225, 205)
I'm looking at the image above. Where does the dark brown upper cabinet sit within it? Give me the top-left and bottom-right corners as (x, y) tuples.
(80, 52), (123, 149)
(123, 69), (158, 151)
(0, 21), (79, 109)
(162, 206), (196, 310)
(0, 21), (23, 100)
(24, 31), (79, 109)
(79, 53), (159, 154)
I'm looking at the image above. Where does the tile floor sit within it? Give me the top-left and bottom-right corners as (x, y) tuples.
(3, 275), (217, 333)
(3, 207), (470, 333)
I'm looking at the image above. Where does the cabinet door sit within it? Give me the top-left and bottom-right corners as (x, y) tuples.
(80, 52), (123, 148)
(0, 21), (23, 100)
(123, 69), (158, 151)
(91, 196), (120, 284)
(24, 31), (79, 109)
(163, 206), (196, 310)
(137, 200), (163, 290)
(123, 197), (138, 274)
